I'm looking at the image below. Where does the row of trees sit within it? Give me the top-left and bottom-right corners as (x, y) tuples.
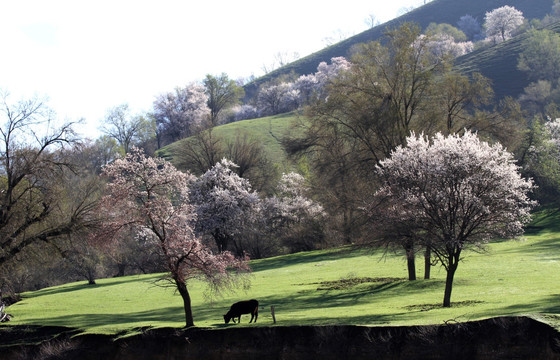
(282, 21), (538, 307)
(100, 73), (247, 156)
(97, 149), (324, 326)
(2, 2), (557, 318)
(0, 90), (325, 324)
(97, 6), (530, 160)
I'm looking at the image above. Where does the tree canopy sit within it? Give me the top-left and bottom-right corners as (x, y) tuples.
(374, 131), (535, 306)
(98, 149), (249, 327)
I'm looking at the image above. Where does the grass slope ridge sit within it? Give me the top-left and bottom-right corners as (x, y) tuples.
(456, 21), (560, 100)
(244, 0), (553, 99)
(3, 209), (560, 335)
(158, 112), (298, 168)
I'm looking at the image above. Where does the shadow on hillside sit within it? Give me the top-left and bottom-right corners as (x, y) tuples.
(497, 236), (560, 260)
(20, 305), (185, 330)
(25, 277), (149, 299)
(525, 208), (560, 235)
(280, 312), (410, 326)
(251, 247), (367, 272)
(470, 294), (560, 319)
(253, 279), (430, 316)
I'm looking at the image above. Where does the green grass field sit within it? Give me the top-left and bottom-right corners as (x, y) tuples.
(3, 209), (560, 335)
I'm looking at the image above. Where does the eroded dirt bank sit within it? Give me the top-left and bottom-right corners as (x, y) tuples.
(1, 316), (559, 359)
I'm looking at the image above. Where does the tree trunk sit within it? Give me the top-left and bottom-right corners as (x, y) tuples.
(405, 244), (416, 281)
(424, 247), (431, 280)
(116, 263), (127, 277)
(176, 279), (195, 327)
(214, 230), (229, 253)
(443, 258), (459, 307)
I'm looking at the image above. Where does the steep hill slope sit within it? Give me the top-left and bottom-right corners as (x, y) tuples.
(245, 0), (553, 99)
(456, 21), (560, 100)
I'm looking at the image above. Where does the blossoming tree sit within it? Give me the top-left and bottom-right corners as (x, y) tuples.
(375, 132), (535, 307)
(484, 5), (524, 43)
(189, 158), (260, 255)
(98, 148), (249, 327)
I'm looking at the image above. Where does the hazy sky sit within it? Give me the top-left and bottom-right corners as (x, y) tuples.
(0, 0), (426, 137)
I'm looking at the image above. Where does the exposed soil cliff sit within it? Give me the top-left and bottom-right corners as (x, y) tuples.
(0, 316), (559, 359)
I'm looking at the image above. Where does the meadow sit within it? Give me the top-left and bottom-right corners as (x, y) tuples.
(3, 209), (560, 336)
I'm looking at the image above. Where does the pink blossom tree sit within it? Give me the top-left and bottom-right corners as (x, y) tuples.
(375, 132), (534, 307)
(98, 148), (249, 327)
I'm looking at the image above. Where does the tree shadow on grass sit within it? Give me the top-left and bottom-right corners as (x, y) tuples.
(252, 278), (442, 318)
(469, 293), (560, 319)
(525, 208), (560, 235)
(250, 247), (368, 272)
(23, 275), (162, 299)
(18, 305), (185, 331)
(496, 236), (560, 260)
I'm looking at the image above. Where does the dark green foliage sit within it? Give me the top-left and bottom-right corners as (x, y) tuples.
(425, 22), (467, 41)
(518, 28), (560, 82)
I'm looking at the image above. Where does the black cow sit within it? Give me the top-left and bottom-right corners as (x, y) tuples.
(223, 299), (259, 324)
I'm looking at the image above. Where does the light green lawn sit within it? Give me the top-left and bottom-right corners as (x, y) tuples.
(4, 215), (560, 335)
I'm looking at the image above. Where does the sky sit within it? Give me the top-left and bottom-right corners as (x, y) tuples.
(0, 0), (427, 138)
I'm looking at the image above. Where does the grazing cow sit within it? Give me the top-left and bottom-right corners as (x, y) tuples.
(223, 299), (259, 324)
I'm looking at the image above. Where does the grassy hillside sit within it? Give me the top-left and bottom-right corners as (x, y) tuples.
(456, 21), (560, 100)
(158, 112), (302, 170)
(4, 209), (560, 335)
(244, 0), (554, 99)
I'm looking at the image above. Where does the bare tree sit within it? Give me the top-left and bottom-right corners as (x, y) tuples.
(364, 14), (380, 29)
(0, 92), (99, 268)
(101, 104), (149, 154)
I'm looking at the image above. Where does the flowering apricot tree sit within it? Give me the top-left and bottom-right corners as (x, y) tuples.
(189, 158), (260, 254)
(375, 132), (534, 307)
(484, 5), (524, 43)
(98, 148), (249, 327)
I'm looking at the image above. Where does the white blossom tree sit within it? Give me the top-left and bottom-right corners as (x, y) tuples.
(261, 172), (325, 252)
(263, 172), (324, 229)
(484, 5), (524, 43)
(189, 159), (260, 255)
(375, 131), (535, 307)
(294, 57), (351, 103)
(420, 33), (474, 59)
(256, 82), (300, 116)
(98, 149), (248, 327)
(232, 104), (259, 122)
(152, 83), (210, 146)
